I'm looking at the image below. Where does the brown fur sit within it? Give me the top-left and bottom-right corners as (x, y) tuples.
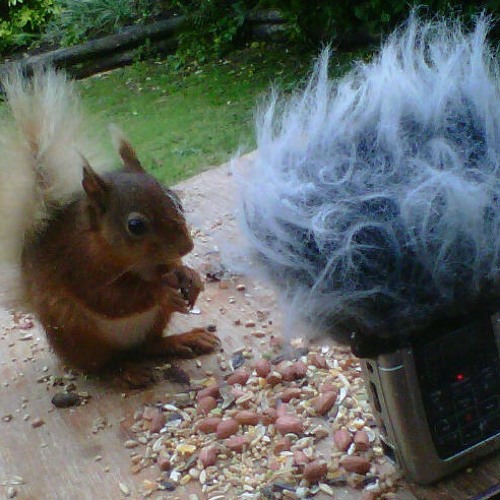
(0, 69), (218, 372)
(21, 146), (219, 372)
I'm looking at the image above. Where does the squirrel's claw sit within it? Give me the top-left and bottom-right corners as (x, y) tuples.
(117, 365), (157, 389)
(175, 266), (204, 308)
(162, 265), (204, 310)
(161, 286), (190, 314)
(188, 329), (221, 354)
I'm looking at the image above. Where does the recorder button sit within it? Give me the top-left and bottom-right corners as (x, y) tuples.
(480, 365), (497, 382)
(453, 392), (475, 412)
(451, 379), (474, 396)
(475, 366), (499, 399)
(428, 389), (453, 418)
(478, 396), (499, 416)
(434, 417), (458, 435)
(482, 412), (500, 436)
(457, 408), (478, 428)
(461, 423), (482, 446)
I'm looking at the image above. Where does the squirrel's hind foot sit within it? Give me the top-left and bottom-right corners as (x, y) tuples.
(115, 364), (158, 389)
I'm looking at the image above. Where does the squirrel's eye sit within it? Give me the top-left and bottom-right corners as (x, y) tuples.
(126, 214), (149, 237)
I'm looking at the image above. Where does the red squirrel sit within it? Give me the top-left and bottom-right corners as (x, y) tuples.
(0, 69), (219, 372)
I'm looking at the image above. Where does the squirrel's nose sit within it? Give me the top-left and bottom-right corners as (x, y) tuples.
(180, 237), (194, 256)
(175, 233), (194, 257)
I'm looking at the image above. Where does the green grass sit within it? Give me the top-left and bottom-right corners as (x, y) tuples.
(0, 44), (364, 185)
(78, 44), (363, 185)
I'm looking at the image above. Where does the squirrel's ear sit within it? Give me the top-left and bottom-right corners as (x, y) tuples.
(109, 124), (146, 174)
(81, 156), (109, 211)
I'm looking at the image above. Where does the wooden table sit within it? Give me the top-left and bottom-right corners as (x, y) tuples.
(1, 160), (498, 499)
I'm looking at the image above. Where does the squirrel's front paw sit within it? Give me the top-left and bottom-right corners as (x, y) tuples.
(156, 328), (220, 358)
(163, 287), (190, 314)
(164, 266), (204, 308)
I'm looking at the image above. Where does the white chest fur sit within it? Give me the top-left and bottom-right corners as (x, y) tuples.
(92, 306), (160, 348)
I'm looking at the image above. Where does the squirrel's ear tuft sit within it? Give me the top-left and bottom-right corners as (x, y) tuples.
(109, 124), (145, 174)
(81, 156), (109, 210)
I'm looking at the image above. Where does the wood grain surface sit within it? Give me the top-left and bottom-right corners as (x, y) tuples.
(0, 159), (498, 500)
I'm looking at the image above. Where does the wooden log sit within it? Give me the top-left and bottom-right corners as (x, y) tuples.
(0, 9), (359, 85)
(246, 10), (286, 24)
(2, 16), (185, 74)
(70, 38), (178, 79)
(250, 23), (288, 40)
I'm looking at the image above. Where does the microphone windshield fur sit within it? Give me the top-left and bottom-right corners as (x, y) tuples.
(238, 16), (500, 350)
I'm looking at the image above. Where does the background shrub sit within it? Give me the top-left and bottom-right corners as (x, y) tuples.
(3, 1), (500, 56)
(171, 0), (257, 63)
(43, 0), (164, 46)
(259, 1), (500, 45)
(0, 0), (56, 52)
(169, 1), (500, 62)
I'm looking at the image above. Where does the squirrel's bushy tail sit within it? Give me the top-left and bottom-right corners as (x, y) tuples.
(0, 68), (99, 305)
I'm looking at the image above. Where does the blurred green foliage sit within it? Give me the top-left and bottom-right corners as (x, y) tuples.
(2, 1), (500, 56)
(0, 0), (56, 52)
